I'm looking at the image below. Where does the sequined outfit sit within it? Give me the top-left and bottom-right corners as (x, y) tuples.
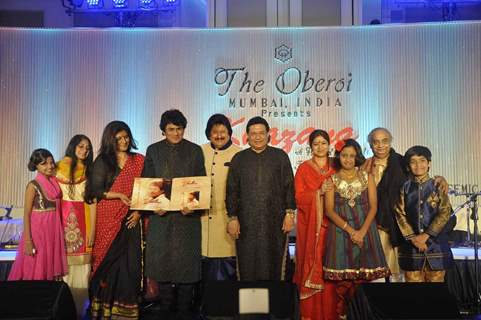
(323, 170), (390, 281)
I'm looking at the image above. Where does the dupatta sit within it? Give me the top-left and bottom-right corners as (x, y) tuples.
(294, 160), (335, 299)
(36, 173), (62, 202)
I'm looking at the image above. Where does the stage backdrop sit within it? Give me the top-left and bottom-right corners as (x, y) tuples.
(0, 22), (480, 229)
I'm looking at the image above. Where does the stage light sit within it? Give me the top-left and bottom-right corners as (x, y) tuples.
(87, 0), (103, 8)
(139, 0), (156, 9)
(112, 0), (128, 8)
(63, 0), (179, 26)
(162, 0), (178, 6)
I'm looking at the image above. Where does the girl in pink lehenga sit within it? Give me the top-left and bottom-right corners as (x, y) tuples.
(8, 149), (67, 280)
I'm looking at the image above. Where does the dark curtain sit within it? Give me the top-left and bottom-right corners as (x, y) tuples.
(0, 261), (12, 281)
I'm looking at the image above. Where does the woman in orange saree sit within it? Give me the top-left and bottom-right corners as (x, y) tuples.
(294, 129), (337, 320)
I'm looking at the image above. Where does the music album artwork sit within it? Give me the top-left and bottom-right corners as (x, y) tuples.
(169, 177), (211, 210)
(131, 176), (210, 211)
(131, 178), (172, 211)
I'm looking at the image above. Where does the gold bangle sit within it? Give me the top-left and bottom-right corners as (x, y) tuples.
(342, 221), (348, 230)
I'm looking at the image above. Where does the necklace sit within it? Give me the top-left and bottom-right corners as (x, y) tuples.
(339, 169), (357, 180)
(117, 152), (128, 169)
(311, 157), (328, 174)
(336, 169), (360, 208)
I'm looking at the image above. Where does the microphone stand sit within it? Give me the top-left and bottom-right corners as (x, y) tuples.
(467, 195), (472, 244)
(0, 205), (14, 249)
(449, 191), (481, 313)
(469, 193), (480, 314)
(450, 195), (473, 245)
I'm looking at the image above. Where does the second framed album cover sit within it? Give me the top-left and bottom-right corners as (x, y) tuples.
(131, 176), (210, 211)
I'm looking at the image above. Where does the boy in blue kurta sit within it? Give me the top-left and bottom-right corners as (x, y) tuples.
(394, 146), (454, 282)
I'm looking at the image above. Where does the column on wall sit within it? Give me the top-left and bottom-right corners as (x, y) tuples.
(208, 0), (353, 28)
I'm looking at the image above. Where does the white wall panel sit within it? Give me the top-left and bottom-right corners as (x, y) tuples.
(0, 23), (480, 214)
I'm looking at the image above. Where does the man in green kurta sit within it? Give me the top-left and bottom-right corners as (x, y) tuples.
(142, 109), (205, 319)
(226, 116), (296, 281)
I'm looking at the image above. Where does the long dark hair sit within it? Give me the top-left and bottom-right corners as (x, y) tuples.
(98, 120), (137, 172)
(98, 121), (137, 162)
(85, 121), (137, 204)
(64, 134), (93, 199)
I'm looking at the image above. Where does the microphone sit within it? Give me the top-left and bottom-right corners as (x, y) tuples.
(0, 205), (13, 221)
(448, 188), (465, 196)
(448, 188), (478, 197)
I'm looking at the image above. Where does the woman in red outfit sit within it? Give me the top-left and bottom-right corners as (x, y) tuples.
(294, 129), (338, 320)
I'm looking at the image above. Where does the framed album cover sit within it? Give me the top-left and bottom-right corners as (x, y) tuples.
(131, 176), (210, 211)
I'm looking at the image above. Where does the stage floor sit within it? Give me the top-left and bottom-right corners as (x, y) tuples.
(0, 245), (481, 261)
(2, 246), (481, 261)
(0, 250), (15, 261)
(2, 247), (481, 319)
(450, 247), (481, 260)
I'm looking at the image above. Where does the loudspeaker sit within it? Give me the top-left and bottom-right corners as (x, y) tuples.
(201, 281), (299, 319)
(349, 283), (461, 320)
(0, 281), (76, 319)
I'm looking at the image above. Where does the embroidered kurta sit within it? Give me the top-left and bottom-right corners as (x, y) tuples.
(143, 139), (206, 283)
(201, 142), (241, 258)
(395, 176), (454, 271)
(323, 170), (390, 281)
(226, 146), (296, 281)
(56, 157), (92, 317)
(56, 158), (92, 266)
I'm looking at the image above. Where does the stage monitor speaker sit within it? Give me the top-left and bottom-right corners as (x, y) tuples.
(0, 281), (76, 319)
(201, 280), (299, 319)
(350, 283), (461, 320)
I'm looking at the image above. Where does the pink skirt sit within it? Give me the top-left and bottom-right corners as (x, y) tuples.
(8, 209), (67, 280)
